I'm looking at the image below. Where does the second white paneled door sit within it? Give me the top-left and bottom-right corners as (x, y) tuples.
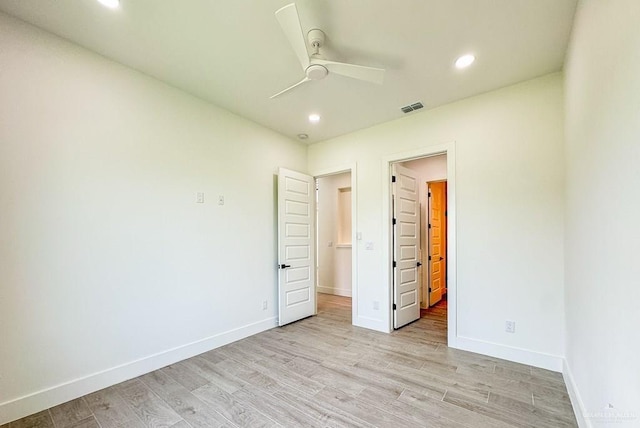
(392, 164), (421, 328)
(277, 168), (316, 326)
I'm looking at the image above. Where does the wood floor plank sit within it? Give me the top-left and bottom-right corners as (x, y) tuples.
(357, 386), (464, 428)
(443, 390), (536, 428)
(285, 356), (368, 396)
(115, 379), (183, 428)
(65, 417), (101, 428)
(398, 389), (515, 428)
(232, 386), (323, 427)
(191, 383), (279, 428)
(85, 387), (145, 428)
(181, 356), (244, 394)
(250, 356), (326, 395)
(6, 411), (54, 428)
(163, 361), (210, 392)
(315, 386), (416, 428)
(488, 391), (578, 427)
(48, 398), (92, 428)
(140, 369), (232, 428)
(168, 422), (190, 428)
(271, 386), (373, 428)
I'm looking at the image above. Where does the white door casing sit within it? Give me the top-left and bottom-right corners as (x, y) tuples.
(277, 168), (316, 326)
(392, 164), (421, 328)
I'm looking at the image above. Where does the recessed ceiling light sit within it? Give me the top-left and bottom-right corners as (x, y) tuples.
(308, 114), (321, 124)
(97, 0), (120, 9)
(455, 54), (475, 69)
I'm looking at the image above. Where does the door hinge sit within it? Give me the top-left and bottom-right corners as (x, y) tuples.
(428, 192), (431, 197)
(393, 303), (397, 310)
(391, 175), (396, 183)
(428, 255), (432, 261)
(392, 218), (396, 225)
(445, 210), (448, 216)
(428, 223), (431, 229)
(393, 261), (397, 268)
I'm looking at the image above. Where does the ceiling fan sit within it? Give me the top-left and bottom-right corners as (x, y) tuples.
(270, 3), (386, 99)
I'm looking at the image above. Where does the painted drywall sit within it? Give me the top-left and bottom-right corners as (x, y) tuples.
(563, 1), (640, 426)
(401, 155), (447, 308)
(309, 73), (565, 369)
(0, 13), (306, 424)
(402, 155), (448, 184)
(317, 173), (352, 297)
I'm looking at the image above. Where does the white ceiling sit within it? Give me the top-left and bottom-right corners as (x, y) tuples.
(0, 0), (577, 144)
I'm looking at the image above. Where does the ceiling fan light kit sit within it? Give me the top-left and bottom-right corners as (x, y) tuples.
(270, 3), (386, 99)
(97, 0), (120, 9)
(306, 64), (328, 80)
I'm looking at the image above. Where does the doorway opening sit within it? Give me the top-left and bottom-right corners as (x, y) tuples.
(400, 156), (448, 315)
(316, 172), (353, 323)
(276, 166), (356, 327)
(385, 143), (456, 346)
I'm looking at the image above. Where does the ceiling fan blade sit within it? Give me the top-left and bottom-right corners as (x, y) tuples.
(270, 77), (311, 99)
(275, 3), (310, 70)
(314, 59), (385, 85)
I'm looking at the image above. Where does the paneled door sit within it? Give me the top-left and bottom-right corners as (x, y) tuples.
(392, 164), (421, 328)
(428, 181), (447, 306)
(277, 168), (316, 326)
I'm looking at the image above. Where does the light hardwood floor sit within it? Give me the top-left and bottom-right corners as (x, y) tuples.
(3, 294), (577, 427)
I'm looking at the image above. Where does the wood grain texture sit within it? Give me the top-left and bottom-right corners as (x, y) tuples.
(1, 293), (577, 428)
(48, 398), (92, 427)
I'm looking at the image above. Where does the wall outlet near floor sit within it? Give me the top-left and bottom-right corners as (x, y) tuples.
(505, 320), (516, 333)
(218, 195), (225, 205)
(196, 192), (205, 203)
(262, 300), (268, 310)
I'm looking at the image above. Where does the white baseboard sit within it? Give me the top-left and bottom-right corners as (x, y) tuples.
(353, 315), (390, 333)
(454, 336), (563, 372)
(563, 359), (591, 428)
(317, 286), (352, 297)
(0, 317), (277, 425)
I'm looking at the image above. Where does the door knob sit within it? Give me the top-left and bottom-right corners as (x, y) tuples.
(279, 264), (291, 269)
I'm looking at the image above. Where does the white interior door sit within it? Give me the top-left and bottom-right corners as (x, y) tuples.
(278, 167), (316, 326)
(428, 181), (446, 306)
(393, 164), (421, 328)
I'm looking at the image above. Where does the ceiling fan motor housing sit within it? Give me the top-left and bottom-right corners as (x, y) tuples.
(307, 28), (325, 48)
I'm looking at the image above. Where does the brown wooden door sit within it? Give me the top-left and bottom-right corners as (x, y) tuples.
(428, 181), (447, 306)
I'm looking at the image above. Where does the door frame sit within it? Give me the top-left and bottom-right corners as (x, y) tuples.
(383, 143), (457, 345)
(310, 163), (358, 324)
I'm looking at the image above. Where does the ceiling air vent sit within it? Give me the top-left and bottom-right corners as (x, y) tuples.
(400, 102), (424, 114)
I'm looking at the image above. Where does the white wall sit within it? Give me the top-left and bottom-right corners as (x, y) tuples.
(317, 172), (352, 297)
(309, 73), (566, 370)
(563, 1), (640, 426)
(401, 155), (447, 308)
(0, 13), (306, 424)
(402, 155), (448, 183)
